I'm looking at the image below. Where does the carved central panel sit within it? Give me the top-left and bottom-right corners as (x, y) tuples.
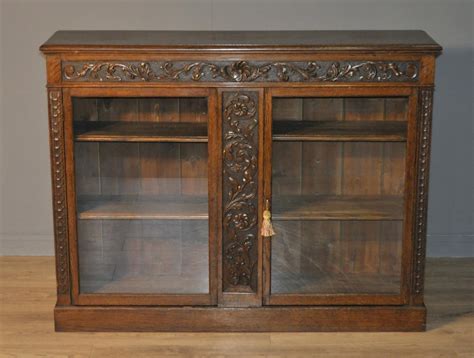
(222, 91), (259, 292)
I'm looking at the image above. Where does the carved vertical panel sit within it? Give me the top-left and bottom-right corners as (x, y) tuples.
(222, 92), (259, 292)
(413, 88), (434, 297)
(48, 90), (70, 295)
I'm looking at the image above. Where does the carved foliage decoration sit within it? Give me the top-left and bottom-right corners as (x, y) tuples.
(48, 90), (70, 295)
(222, 92), (259, 291)
(413, 88), (433, 295)
(63, 62), (157, 81)
(63, 60), (418, 83)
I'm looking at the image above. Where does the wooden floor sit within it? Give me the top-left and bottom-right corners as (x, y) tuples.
(0, 257), (472, 357)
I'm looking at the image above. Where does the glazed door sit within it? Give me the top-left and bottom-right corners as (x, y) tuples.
(263, 87), (416, 305)
(64, 88), (217, 305)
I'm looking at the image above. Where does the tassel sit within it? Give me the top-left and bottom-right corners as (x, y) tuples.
(261, 200), (276, 237)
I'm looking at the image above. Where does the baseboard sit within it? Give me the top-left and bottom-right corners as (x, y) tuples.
(55, 305), (427, 332)
(0, 234), (53, 255)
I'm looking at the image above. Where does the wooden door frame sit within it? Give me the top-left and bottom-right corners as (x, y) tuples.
(62, 86), (218, 306)
(263, 86), (417, 306)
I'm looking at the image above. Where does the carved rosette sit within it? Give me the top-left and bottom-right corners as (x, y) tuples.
(413, 88), (434, 295)
(222, 92), (259, 291)
(63, 60), (418, 83)
(48, 90), (70, 295)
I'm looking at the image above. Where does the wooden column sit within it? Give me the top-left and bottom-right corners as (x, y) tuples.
(412, 87), (434, 304)
(47, 89), (71, 305)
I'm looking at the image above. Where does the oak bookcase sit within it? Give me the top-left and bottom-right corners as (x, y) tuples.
(40, 30), (441, 331)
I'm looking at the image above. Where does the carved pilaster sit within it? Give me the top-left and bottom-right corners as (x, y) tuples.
(222, 92), (259, 292)
(48, 90), (70, 296)
(413, 88), (434, 299)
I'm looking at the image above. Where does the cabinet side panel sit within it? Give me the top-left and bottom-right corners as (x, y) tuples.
(46, 55), (62, 85)
(48, 89), (71, 304)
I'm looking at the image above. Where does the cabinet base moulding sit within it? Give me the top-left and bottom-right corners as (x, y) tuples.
(54, 305), (426, 332)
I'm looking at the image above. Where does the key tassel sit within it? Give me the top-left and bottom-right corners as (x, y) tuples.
(261, 200), (276, 237)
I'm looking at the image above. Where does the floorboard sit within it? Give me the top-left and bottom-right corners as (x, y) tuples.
(0, 257), (472, 357)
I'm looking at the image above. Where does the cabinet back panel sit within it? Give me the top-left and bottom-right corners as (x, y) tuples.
(271, 220), (402, 294)
(77, 220), (209, 294)
(72, 97), (209, 198)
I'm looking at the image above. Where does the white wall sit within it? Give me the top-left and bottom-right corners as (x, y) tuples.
(0, 1), (3, 252)
(0, 0), (472, 256)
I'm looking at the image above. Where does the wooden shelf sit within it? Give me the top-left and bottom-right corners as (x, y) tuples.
(74, 121), (208, 142)
(272, 195), (404, 220)
(77, 195), (208, 220)
(273, 120), (407, 142)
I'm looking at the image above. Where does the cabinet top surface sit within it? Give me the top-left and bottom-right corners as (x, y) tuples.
(40, 30), (441, 54)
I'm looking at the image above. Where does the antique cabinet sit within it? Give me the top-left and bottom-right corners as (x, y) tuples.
(40, 30), (441, 331)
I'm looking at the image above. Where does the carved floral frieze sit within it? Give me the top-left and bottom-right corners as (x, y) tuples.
(62, 60), (418, 82)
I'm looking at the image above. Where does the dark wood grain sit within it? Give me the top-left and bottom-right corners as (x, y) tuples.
(40, 30), (442, 54)
(55, 305), (426, 332)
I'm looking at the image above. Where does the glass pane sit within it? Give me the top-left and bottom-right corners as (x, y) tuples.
(271, 221), (402, 294)
(271, 97), (407, 296)
(73, 97), (209, 294)
(78, 220), (208, 294)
